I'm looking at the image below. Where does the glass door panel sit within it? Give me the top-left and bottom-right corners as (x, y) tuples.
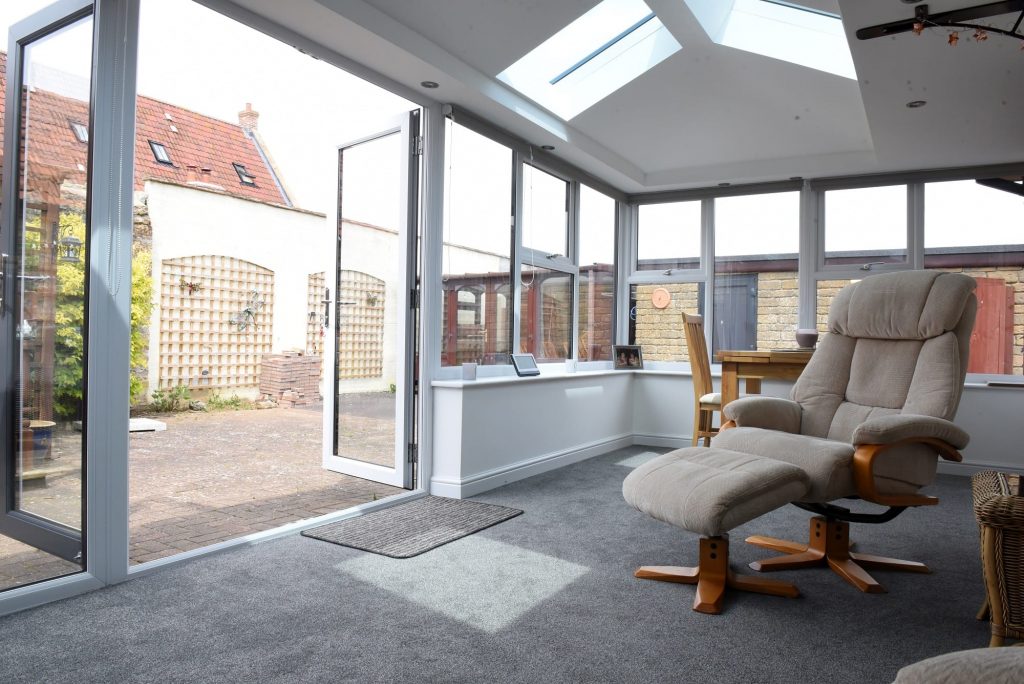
(323, 110), (419, 488)
(1, 4), (93, 567)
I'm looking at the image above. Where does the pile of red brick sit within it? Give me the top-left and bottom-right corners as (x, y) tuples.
(259, 351), (321, 407)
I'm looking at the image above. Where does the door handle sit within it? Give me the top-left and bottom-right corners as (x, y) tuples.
(321, 287), (332, 327)
(0, 253), (7, 316)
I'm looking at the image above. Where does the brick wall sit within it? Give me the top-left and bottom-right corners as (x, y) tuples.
(757, 272), (799, 350)
(633, 283), (700, 362)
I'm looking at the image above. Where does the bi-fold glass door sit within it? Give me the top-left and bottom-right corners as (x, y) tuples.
(0, 0), (95, 569)
(322, 110), (420, 489)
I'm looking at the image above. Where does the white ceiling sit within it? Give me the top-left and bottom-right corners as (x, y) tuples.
(236, 0), (1024, 193)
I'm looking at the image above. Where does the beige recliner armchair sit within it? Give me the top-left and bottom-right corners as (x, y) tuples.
(713, 270), (977, 593)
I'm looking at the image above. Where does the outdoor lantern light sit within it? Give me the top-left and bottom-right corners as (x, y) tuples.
(58, 233), (83, 263)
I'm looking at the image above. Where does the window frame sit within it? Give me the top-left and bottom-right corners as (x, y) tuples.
(626, 164), (1024, 381)
(148, 139), (172, 165)
(437, 108), (625, 378)
(69, 120), (88, 143)
(232, 162), (256, 186)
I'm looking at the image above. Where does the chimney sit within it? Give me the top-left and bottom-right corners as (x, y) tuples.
(185, 165), (199, 184)
(238, 102), (259, 134)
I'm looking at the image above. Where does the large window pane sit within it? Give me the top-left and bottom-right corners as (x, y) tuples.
(637, 201), (701, 271)
(824, 186), (906, 266)
(0, 6), (93, 592)
(714, 192), (800, 354)
(442, 122), (513, 366)
(629, 283), (703, 362)
(522, 164), (568, 256)
(520, 266), (572, 361)
(579, 185), (615, 361)
(925, 180), (1024, 375)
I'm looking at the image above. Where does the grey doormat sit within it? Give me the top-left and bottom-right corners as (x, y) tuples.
(301, 495), (523, 558)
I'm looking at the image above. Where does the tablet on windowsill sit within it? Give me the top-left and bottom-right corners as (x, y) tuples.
(510, 353), (541, 377)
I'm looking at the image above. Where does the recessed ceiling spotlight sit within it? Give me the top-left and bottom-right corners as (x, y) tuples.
(899, 0), (919, 4)
(906, 100), (927, 108)
(420, 80), (439, 89)
(718, 182), (730, 187)
(540, 144), (555, 151)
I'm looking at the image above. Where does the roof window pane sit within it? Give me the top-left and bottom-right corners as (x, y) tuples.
(685, 0), (855, 79)
(497, 0), (681, 120)
(233, 163), (256, 185)
(149, 140), (171, 164)
(70, 121), (88, 143)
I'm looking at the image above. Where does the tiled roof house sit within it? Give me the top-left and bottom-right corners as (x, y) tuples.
(0, 51), (290, 207)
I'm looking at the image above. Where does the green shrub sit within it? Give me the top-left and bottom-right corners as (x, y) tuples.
(52, 211), (154, 418)
(151, 384), (190, 412)
(207, 393), (248, 411)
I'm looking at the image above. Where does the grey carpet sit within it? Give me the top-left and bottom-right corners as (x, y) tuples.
(0, 446), (991, 683)
(300, 495), (522, 558)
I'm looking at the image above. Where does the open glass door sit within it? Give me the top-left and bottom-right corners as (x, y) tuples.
(322, 110), (420, 488)
(0, 1), (94, 567)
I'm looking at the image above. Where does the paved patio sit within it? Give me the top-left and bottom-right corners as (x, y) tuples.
(1, 395), (402, 591)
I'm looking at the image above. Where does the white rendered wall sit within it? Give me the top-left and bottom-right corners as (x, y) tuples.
(144, 181), (330, 397)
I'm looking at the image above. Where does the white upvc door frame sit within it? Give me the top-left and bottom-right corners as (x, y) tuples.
(0, 0), (140, 617)
(322, 110), (420, 489)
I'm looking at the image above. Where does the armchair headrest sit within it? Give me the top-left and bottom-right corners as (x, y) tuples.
(828, 271), (976, 341)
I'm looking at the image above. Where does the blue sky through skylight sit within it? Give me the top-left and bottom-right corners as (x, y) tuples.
(687, 0), (855, 79)
(497, 0), (681, 120)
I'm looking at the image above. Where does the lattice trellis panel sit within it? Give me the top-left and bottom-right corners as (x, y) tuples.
(159, 255), (274, 390)
(307, 272), (326, 357)
(337, 270), (385, 380)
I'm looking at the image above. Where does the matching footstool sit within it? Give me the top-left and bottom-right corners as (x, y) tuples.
(623, 446), (811, 614)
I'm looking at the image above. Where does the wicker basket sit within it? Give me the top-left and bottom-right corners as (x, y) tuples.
(972, 470), (1024, 647)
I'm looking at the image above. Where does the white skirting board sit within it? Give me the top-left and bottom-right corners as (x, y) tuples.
(430, 433), (634, 499)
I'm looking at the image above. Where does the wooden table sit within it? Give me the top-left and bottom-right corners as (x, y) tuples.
(716, 349), (814, 408)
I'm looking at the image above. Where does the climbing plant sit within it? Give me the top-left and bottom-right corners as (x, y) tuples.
(52, 212), (154, 417)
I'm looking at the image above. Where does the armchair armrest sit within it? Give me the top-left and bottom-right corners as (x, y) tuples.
(722, 396), (801, 433)
(853, 439), (963, 508)
(852, 414), (969, 450)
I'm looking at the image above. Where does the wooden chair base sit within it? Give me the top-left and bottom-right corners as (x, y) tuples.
(635, 535), (800, 614)
(746, 516), (931, 594)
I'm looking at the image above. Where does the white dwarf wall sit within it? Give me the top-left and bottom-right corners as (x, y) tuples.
(430, 371), (1024, 498)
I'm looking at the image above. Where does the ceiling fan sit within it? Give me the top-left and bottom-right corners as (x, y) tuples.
(856, 1), (1024, 43)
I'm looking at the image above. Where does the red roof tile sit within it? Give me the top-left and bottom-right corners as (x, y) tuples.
(0, 51), (289, 206)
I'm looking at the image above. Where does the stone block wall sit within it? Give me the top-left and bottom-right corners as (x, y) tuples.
(632, 283), (700, 362)
(757, 272), (799, 350)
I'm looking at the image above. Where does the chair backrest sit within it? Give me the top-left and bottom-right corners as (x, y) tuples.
(791, 271), (977, 442)
(683, 312), (713, 400)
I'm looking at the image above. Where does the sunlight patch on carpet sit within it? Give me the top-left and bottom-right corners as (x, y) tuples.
(337, 536), (589, 633)
(615, 451), (662, 468)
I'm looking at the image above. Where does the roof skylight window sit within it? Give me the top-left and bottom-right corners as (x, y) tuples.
(149, 140), (172, 165)
(233, 163), (256, 186)
(497, 0), (681, 120)
(685, 0), (855, 79)
(69, 121), (88, 143)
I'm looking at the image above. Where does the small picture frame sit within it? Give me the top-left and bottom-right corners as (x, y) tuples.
(613, 345), (643, 370)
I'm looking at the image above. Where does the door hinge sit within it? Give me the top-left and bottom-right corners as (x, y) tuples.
(407, 443), (418, 463)
(412, 135), (424, 156)
(410, 288), (420, 309)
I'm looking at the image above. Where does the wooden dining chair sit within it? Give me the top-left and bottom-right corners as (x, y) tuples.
(682, 312), (719, 446)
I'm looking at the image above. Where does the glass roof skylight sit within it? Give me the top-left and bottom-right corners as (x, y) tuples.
(497, 0), (681, 120)
(685, 0), (855, 80)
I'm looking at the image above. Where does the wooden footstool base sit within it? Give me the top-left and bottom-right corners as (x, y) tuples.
(636, 535), (799, 614)
(623, 447), (811, 614)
